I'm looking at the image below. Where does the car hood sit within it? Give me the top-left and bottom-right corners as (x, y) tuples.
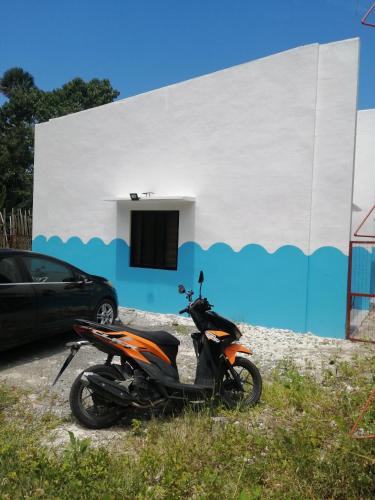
(90, 274), (110, 283)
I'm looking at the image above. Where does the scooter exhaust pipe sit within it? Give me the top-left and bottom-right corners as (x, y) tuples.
(83, 372), (166, 409)
(82, 372), (136, 407)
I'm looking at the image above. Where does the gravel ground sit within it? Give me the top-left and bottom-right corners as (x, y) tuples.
(0, 307), (373, 446)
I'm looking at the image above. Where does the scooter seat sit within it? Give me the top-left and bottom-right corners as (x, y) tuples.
(74, 319), (180, 346)
(121, 326), (180, 347)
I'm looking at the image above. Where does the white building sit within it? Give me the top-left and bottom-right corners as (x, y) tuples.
(33, 37), (375, 339)
(352, 109), (375, 237)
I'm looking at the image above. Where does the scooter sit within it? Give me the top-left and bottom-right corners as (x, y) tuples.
(53, 271), (262, 429)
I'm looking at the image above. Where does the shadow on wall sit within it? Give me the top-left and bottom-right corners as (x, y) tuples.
(33, 236), (348, 339)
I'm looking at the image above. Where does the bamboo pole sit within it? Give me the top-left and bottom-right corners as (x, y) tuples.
(0, 208), (32, 249)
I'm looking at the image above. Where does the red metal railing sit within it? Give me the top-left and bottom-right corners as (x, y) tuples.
(362, 2), (375, 27)
(354, 204), (375, 238)
(346, 240), (375, 344)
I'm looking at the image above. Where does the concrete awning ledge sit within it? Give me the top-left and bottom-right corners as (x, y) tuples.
(105, 195), (196, 204)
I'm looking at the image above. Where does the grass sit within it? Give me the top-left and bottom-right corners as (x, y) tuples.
(0, 356), (374, 499)
(171, 323), (191, 336)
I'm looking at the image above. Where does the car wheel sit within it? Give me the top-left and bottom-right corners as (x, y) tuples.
(94, 299), (116, 325)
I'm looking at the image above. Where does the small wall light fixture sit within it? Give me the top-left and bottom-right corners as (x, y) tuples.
(129, 193), (140, 201)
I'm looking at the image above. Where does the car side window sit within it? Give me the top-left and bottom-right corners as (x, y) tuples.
(21, 257), (75, 283)
(0, 256), (23, 283)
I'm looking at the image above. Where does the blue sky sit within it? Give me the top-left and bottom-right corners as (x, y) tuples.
(1, 0), (375, 109)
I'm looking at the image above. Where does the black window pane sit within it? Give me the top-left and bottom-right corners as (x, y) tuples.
(130, 211), (179, 270)
(164, 213), (178, 268)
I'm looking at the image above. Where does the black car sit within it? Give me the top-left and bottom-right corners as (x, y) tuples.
(0, 249), (118, 351)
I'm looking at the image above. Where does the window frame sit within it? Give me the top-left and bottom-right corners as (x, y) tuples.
(130, 210), (179, 271)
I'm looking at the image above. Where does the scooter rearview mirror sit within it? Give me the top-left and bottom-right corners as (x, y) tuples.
(178, 284), (186, 294)
(198, 271), (204, 284)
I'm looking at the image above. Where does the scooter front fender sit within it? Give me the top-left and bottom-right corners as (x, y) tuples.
(224, 343), (252, 365)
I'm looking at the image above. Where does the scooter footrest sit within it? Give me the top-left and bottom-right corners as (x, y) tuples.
(164, 381), (213, 392)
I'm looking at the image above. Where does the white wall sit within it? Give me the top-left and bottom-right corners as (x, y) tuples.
(309, 41), (359, 253)
(352, 109), (375, 237)
(33, 38), (359, 255)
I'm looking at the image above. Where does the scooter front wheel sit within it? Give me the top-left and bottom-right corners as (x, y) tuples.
(221, 357), (262, 408)
(69, 364), (123, 429)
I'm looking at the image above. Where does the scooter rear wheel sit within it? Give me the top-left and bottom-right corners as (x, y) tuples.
(69, 364), (123, 429)
(221, 357), (262, 408)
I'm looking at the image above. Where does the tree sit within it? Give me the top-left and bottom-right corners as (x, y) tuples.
(0, 68), (35, 98)
(0, 69), (119, 209)
(36, 78), (120, 122)
(0, 185), (6, 209)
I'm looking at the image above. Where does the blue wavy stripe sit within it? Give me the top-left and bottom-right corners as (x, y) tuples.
(32, 235), (348, 338)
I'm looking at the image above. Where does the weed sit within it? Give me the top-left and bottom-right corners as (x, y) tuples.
(0, 384), (19, 411)
(173, 324), (191, 335)
(66, 431), (92, 465)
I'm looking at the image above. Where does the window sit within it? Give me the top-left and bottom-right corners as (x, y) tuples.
(21, 256), (75, 283)
(130, 211), (179, 270)
(0, 257), (23, 283)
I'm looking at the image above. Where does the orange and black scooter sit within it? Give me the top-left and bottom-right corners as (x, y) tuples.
(53, 271), (262, 429)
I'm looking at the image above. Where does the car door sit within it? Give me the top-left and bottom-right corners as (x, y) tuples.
(20, 255), (92, 333)
(0, 254), (37, 350)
